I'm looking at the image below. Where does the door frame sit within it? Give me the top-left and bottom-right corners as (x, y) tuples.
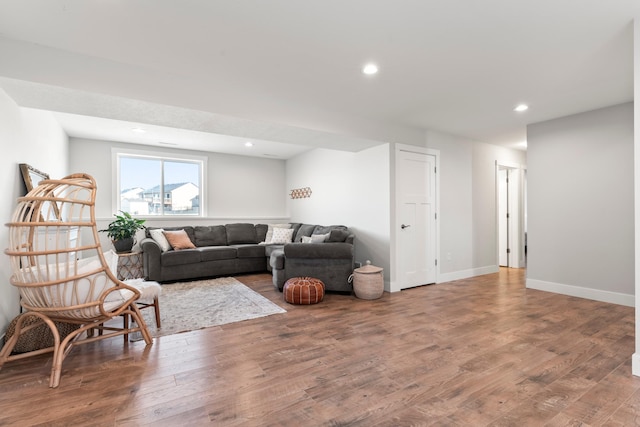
(391, 144), (440, 292)
(495, 161), (526, 268)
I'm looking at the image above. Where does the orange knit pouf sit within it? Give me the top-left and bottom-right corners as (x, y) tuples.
(283, 277), (325, 305)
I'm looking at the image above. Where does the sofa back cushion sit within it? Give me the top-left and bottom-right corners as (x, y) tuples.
(194, 225), (228, 247)
(255, 224), (268, 243)
(294, 224), (316, 243)
(226, 223), (258, 245)
(328, 229), (351, 243)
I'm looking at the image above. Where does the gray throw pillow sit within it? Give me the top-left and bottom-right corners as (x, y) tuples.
(328, 229), (350, 242)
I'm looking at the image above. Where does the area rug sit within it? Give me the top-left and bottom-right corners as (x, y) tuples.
(137, 277), (286, 338)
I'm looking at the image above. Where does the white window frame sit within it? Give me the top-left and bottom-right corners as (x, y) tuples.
(112, 147), (207, 218)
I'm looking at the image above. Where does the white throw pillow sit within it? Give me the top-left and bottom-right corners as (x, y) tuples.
(264, 223), (291, 244)
(149, 228), (171, 252)
(310, 233), (329, 243)
(270, 227), (294, 244)
(301, 236), (313, 244)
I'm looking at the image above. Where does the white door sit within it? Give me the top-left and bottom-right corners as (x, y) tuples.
(498, 168), (509, 267)
(398, 150), (436, 289)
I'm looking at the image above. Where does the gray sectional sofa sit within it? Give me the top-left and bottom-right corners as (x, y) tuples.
(140, 223), (355, 292)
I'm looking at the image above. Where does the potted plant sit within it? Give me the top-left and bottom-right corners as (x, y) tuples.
(100, 211), (146, 253)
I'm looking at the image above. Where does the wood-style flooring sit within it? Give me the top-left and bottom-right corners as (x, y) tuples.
(0, 268), (639, 426)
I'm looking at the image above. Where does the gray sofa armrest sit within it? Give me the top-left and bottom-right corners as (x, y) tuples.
(141, 237), (162, 280)
(284, 242), (353, 259)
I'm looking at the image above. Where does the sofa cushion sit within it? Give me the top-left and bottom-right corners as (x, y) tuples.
(194, 225), (227, 247)
(255, 224), (268, 243)
(328, 229), (351, 243)
(198, 246), (237, 261)
(294, 224), (316, 243)
(164, 230), (197, 250)
(161, 249), (201, 266)
(289, 223), (303, 239)
(265, 244), (284, 257)
(226, 223), (258, 245)
(233, 244), (266, 258)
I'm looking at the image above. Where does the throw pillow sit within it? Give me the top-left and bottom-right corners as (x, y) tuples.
(310, 233), (329, 243)
(270, 227), (294, 244)
(149, 228), (171, 252)
(264, 223), (291, 244)
(328, 229), (350, 243)
(163, 230), (196, 250)
(301, 236), (313, 244)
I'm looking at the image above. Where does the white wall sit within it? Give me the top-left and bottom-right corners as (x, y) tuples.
(0, 94), (68, 335)
(286, 145), (391, 283)
(527, 102), (634, 306)
(69, 138), (289, 250)
(423, 131), (526, 282)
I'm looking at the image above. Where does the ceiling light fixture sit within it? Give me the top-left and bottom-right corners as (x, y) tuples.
(362, 63), (379, 75)
(245, 142), (254, 147)
(131, 128), (146, 133)
(514, 104), (529, 112)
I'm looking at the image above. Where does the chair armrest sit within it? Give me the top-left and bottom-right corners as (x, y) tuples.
(284, 242), (353, 259)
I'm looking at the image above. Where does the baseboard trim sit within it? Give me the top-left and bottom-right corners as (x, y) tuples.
(438, 265), (499, 284)
(526, 278), (634, 307)
(633, 353), (640, 377)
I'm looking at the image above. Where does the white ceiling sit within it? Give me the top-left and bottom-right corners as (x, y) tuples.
(0, 1), (638, 156)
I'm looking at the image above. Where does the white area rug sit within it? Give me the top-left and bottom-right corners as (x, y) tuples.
(139, 277), (286, 338)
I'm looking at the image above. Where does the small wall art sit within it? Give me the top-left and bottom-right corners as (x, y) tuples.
(290, 187), (312, 199)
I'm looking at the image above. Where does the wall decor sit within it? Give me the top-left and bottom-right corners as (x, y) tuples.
(19, 163), (60, 219)
(19, 163), (50, 193)
(290, 187), (312, 199)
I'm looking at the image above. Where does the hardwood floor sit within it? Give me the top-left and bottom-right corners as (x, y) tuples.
(1, 268), (639, 426)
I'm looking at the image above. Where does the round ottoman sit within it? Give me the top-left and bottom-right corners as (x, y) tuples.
(283, 277), (325, 305)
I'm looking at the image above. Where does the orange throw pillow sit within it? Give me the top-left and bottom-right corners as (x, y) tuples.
(163, 230), (196, 250)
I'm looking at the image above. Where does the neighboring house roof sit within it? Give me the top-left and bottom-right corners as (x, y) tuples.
(143, 182), (198, 193)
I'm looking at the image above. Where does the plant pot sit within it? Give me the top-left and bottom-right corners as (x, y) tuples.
(112, 237), (135, 254)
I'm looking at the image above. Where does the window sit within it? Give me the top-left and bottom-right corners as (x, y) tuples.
(116, 151), (205, 217)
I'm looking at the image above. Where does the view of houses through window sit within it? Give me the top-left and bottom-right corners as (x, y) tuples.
(118, 154), (203, 216)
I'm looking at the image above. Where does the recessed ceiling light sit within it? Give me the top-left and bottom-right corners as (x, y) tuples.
(514, 104), (529, 112)
(362, 63), (379, 75)
(245, 142), (254, 147)
(132, 128), (146, 133)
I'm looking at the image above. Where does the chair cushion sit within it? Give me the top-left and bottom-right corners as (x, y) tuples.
(19, 250), (134, 317)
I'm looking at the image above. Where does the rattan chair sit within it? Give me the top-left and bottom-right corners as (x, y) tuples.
(0, 173), (152, 388)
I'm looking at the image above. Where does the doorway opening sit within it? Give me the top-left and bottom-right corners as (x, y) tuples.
(497, 162), (526, 269)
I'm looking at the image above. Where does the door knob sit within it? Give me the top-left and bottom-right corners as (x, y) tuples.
(401, 224), (411, 229)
